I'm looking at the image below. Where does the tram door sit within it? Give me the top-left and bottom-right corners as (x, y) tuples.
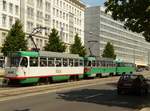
(19, 57), (29, 77)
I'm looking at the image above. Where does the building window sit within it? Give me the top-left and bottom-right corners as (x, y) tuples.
(40, 39), (43, 48)
(45, 2), (50, 12)
(63, 12), (65, 19)
(60, 11), (62, 18)
(37, 11), (43, 21)
(27, 0), (34, 5)
(27, 21), (33, 32)
(60, 1), (62, 7)
(36, 38), (39, 48)
(3, 0), (7, 11)
(56, 9), (59, 17)
(2, 32), (6, 44)
(27, 7), (34, 19)
(57, 0), (59, 6)
(9, 16), (13, 27)
(45, 14), (50, 21)
(2, 14), (6, 27)
(37, 0), (43, 9)
(15, 5), (19, 15)
(53, 19), (55, 27)
(45, 27), (50, 36)
(9, 3), (13, 13)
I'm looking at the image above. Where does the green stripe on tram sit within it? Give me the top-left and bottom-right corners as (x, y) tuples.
(116, 67), (135, 74)
(52, 76), (70, 81)
(20, 78), (39, 84)
(18, 51), (39, 57)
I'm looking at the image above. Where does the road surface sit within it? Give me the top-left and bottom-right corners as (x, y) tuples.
(0, 80), (149, 111)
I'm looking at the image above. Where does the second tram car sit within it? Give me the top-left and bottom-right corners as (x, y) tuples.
(84, 56), (136, 78)
(84, 56), (116, 78)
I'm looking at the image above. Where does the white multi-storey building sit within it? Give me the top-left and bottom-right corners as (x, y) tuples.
(0, 0), (20, 47)
(0, 0), (85, 52)
(21, 0), (85, 52)
(85, 6), (150, 66)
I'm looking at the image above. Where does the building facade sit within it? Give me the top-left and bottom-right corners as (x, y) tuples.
(0, 0), (85, 52)
(0, 0), (20, 47)
(85, 6), (150, 66)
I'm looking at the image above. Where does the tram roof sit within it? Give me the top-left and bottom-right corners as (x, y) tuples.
(8, 51), (83, 59)
(85, 56), (114, 61)
(39, 51), (82, 59)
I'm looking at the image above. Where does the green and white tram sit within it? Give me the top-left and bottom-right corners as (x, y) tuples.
(4, 51), (84, 85)
(84, 56), (116, 78)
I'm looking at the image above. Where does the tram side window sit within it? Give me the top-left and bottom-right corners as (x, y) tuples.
(55, 58), (62, 67)
(69, 59), (73, 67)
(108, 61), (112, 67)
(106, 62), (109, 67)
(96, 61), (100, 67)
(40, 58), (47, 67)
(74, 59), (79, 66)
(105, 61), (108, 67)
(80, 60), (84, 66)
(63, 58), (68, 67)
(101, 61), (105, 67)
(84, 60), (88, 66)
(113, 63), (116, 67)
(117, 63), (121, 67)
(48, 58), (54, 67)
(20, 57), (28, 67)
(30, 57), (38, 67)
(92, 61), (96, 67)
(88, 61), (91, 67)
(122, 63), (125, 67)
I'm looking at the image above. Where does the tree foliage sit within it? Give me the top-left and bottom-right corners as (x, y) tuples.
(1, 20), (27, 56)
(102, 42), (116, 59)
(70, 34), (86, 57)
(105, 0), (150, 42)
(44, 28), (66, 52)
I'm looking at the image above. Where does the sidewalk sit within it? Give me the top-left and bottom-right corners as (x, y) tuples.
(140, 108), (150, 111)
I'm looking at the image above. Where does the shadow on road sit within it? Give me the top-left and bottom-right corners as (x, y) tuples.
(57, 88), (150, 109)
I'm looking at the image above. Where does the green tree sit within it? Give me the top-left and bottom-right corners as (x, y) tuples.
(105, 0), (150, 42)
(44, 28), (66, 52)
(70, 34), (86, 57)
(102, 42), (116, 59)
(1, 20), (27, 56)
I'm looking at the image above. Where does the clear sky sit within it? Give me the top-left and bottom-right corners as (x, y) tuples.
(82, 0), (106, 6)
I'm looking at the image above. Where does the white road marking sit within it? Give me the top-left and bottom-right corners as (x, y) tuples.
(85, 93), (103, 99)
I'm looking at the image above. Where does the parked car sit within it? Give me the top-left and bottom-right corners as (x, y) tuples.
(117, 74), (149, 95)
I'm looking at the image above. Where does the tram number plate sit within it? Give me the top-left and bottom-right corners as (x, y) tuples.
(56, 69), (61, 73)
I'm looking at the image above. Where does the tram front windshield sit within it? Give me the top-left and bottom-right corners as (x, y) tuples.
(7, 56), (21, 67)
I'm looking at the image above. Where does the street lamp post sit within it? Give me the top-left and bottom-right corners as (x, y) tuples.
(88, 32), (100, 57)
(87, 40), (98, 57)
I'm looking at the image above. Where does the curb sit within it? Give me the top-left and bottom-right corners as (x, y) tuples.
(140, 108), (150, 111)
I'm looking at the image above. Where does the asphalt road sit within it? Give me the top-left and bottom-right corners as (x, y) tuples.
(0, 81), (150, 111)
